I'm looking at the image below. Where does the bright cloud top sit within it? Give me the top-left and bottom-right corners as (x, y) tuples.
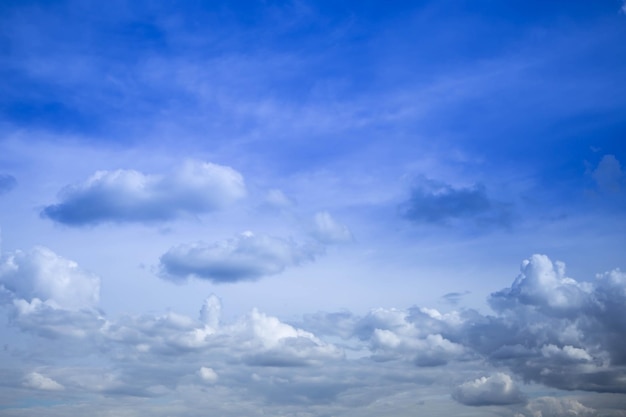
(0, 246), (100, 310)
(159, 231), (321, 283)
(452, 373), (526, 406)
(41, 160), (246, 225)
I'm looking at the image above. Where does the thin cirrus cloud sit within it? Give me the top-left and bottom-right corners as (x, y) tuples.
(159, 231), (321, 284)
(401, 176), (512, 227)
(41, 160), (246, 226)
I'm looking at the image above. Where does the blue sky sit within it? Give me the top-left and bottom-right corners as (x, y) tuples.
(1, 1), (626, 416)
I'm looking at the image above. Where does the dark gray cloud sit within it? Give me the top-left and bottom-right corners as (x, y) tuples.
(0, 174), (17, 195)
(41, 161), (246, 226)
(159, 232), (321, 283)
(401, 177), (511, 227)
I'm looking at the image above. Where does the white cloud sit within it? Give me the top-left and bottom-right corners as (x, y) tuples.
(452, 373), (526, 406)
(0, 246), (100, 310)
(311, 211), (353, 244)
(159, 231), (320, 283)
(22, 372), (65, 391)
(41, 160), (246, 225)
(198, 367), (218, 383)
(490, 254), (591, 315)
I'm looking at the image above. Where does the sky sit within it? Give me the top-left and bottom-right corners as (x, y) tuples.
(1, 0), (626, 415)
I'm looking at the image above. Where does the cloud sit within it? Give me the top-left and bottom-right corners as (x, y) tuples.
(22, 371), (65, 391)
(198, 367), (218, 383)
(0, 174), (17, 195)
(41, 160), (246, 225)
(401, 177), (511, 227)
(490, 254), (592, 316)
(516, 397), (598, 417)
(452, 373), (526, 406)
(0, 246), (100, 310)
(311, 211), (353, 244)
(592, 154), (624, 193)
(159, 231), (320, 283)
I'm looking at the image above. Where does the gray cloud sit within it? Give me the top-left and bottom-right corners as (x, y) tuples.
(159, 232), (321, 283)
(0, 174), (17, 195)
(452, 373), (526, 406)
(41, 160), (246, 226)
(401, 177), (511, 227)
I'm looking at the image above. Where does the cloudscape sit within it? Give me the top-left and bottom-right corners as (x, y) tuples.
(1, 1), (625, 416)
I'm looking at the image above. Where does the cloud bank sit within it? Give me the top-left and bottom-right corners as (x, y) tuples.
(41, 160), (246, 225)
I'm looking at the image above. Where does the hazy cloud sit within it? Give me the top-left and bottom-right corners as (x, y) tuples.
(41, 160), (246, 225)
(159, 232), (320, 283)
(0, 174), (17, 195)
(401, 177), (511, 227)
(516, 397), (598, 417)
(592, 154), (624, 193)
(311, 211), (353, 244)
(452, 373), (526, 406)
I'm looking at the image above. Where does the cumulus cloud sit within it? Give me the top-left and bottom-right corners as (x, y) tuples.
(452, 373), (526, 406)
(490, 254), (591, 316)
(401, 176), (511, 227)
(41, 160), (246, 225)
(159, 231), (320, 283)
(0, 174), (17, 195)
(22, 371), (65, 391)
(0, 246), (100, 309)
(311, 211), (353, 244)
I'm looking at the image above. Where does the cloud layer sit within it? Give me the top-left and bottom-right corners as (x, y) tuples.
(41, 161), (246, 225)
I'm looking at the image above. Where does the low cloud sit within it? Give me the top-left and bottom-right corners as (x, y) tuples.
(516, 397), (598, 417)
(401, 177), (511, 227)
(452, 373), (526, 406)
(22, 372), (65, 391)
(159, 231), (320, 283)
(0, 246), (100, 310)
(0, 174), (17, 195)
(41, 160), (246, 226)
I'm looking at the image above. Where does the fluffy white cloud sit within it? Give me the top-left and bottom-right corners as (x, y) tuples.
(41, 160), (246, 225)
(452, 373), (526, 406)
(311, 211), (353, 244)
(22, 372), (65, 391)
(490, 254), (591, 315)
(0, 246), (100, 310)
(159, 232), (320, 283)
